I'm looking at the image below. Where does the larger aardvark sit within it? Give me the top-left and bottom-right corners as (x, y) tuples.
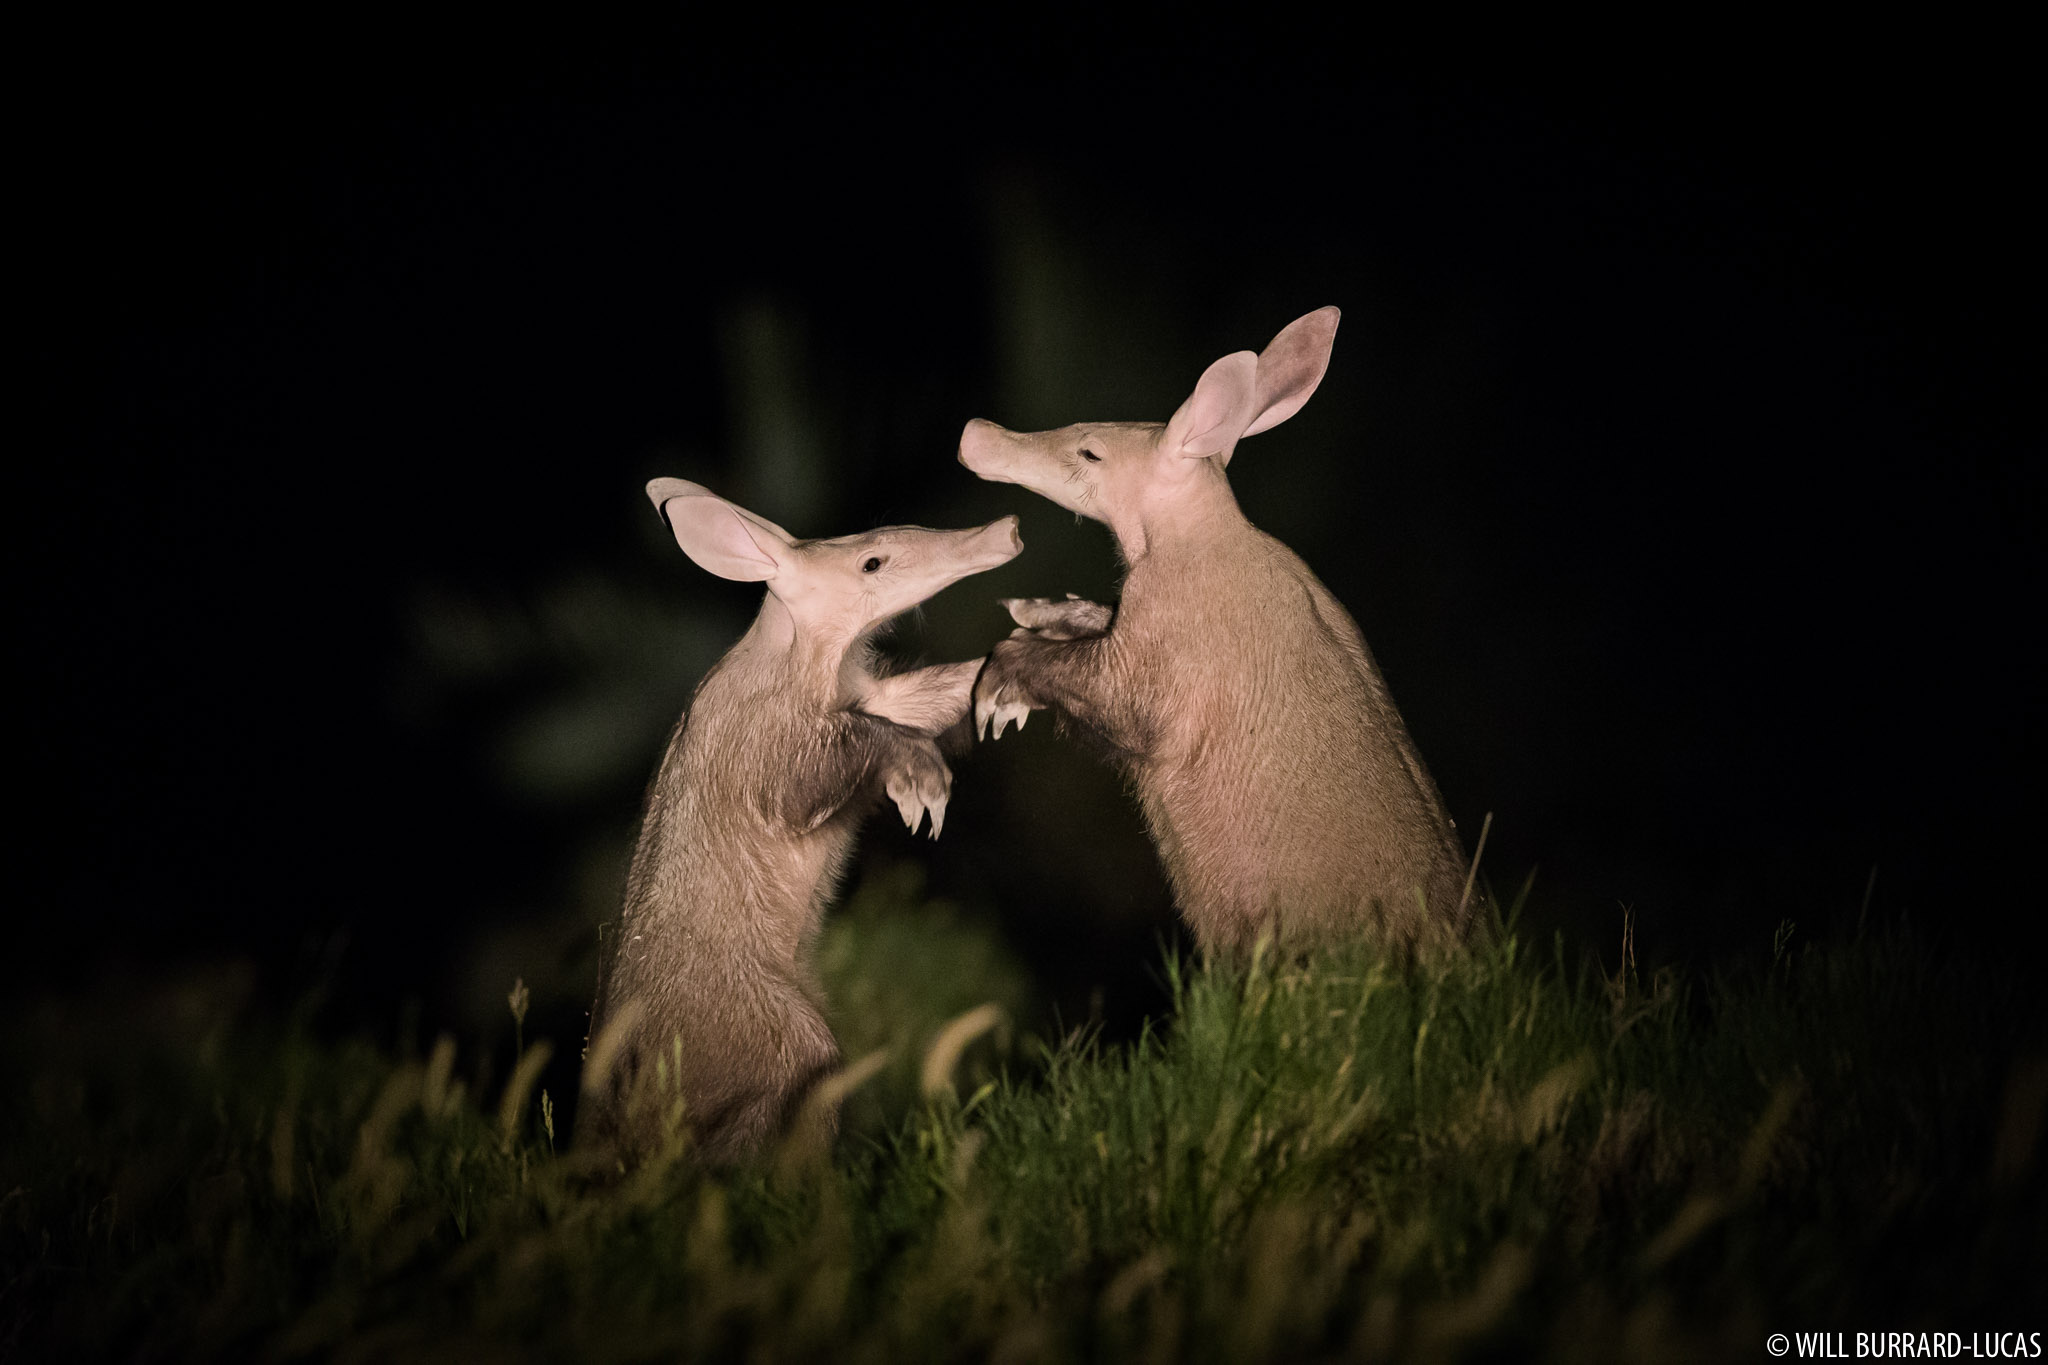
(961, 307), (1477, 955)
(581, 478), (1022, 1165)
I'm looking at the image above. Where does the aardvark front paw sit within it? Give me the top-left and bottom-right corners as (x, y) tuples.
(884, 746), (952, 839)
(1000, 594), (1112, 640)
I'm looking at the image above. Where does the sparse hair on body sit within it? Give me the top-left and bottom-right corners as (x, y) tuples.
(960, 307), (1480, 955)
(579, 480), (1021, 1164)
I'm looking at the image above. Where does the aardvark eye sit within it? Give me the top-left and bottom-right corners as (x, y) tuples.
(1080, 449), (1101, 463)
(863, 557), (883, 573)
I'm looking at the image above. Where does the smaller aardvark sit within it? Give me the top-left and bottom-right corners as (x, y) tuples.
(961, 307), (1479, 956)
(580, 478), (1022, 1165)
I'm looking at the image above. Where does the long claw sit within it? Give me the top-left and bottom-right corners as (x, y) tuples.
(988, 698), (1031, 739)
(895, 792), (920, 831)
(927, 796), (947, 839)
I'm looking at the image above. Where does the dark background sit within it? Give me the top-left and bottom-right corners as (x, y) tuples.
(21, 31), (2038, 1042)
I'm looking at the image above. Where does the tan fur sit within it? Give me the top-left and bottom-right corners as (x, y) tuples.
(581, 484), (1019, 1164)
(961, 309), (1475, 955)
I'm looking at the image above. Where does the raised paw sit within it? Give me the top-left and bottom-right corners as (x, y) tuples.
(883, 743), (953, 839)
(973, 641), (1039, 742)
(863, 658), (980, 735)
(1000, 594), (1113, 641)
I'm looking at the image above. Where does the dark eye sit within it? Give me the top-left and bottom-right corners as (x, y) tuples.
(1080, 448), (1101, 463)
(862, 556), (883, 573)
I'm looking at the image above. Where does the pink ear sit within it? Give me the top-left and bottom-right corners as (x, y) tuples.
(657, 489), (784, 582)
(1164, 350), (1260, 460)
(1243, 306), (1340, 438)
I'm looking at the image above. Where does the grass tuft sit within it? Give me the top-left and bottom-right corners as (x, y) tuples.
(2, 900), (2040, 1360)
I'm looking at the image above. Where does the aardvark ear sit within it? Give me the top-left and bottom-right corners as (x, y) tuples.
(1163, 350), (1260, 463)
(1243, 306), (1340, 438)
(646, 478), (792, 583)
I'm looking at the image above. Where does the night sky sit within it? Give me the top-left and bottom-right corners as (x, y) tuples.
(22, 34), (2038, 1036)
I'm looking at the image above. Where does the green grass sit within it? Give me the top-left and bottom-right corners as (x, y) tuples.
(4, 895), (2042, 1362)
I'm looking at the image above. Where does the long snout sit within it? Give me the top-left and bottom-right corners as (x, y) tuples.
(859, 516), (1023, 634)
(922, 515), (1023, 593)
(957, 418), (1016, 483)
(962, 513), (1024, 571)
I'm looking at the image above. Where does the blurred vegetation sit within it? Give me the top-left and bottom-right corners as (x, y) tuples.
(817, 861), (1036, 1137)
(6, 896), (2041, 1360)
